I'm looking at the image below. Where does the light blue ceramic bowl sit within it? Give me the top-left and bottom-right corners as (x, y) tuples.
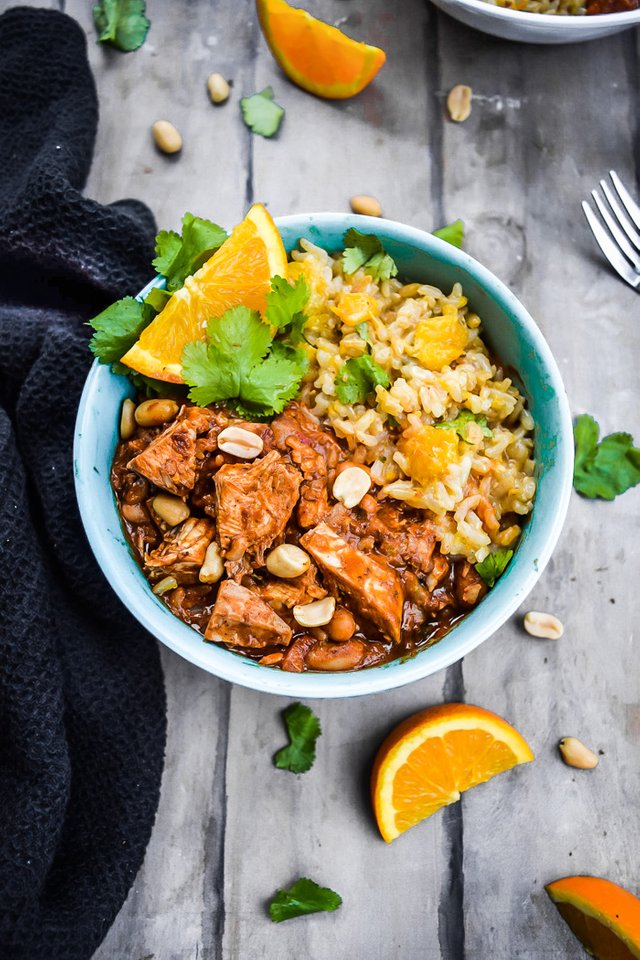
(74, 213), (573, 698)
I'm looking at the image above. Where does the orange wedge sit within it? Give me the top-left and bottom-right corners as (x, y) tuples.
(371, 703), (534, 843)
(546, 877), (640, 960)
(121, 203), (288, 383)
(256, 0), (386, 100)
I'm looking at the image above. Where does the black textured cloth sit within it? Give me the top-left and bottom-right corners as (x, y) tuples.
(0, 8), (167, 959)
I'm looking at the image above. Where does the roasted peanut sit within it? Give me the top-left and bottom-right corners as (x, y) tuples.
(559, 737), (599, 770)
(305, 638), (366, 671)
(207, 72), (230, 104)
(447, 84), (472, 123)
(524, 611), (564, 640)
(258, 652), (283, 666)
(266, 543), (311, 579)
(217, 426), (264, 459)
(134, 398), (179, 427)
(152, 575), (178, 596)
(151, 120), (183, 154)
(199, 542), (224, 584)
(293, 596), (336, 628)
(122, 502), (147, 524)
(152, 494), (190, 527)
(120, 398), (137, 440)
(332, 465), (371, 509)
(326, 608), (357, 642)
(350, 195), (382, 217)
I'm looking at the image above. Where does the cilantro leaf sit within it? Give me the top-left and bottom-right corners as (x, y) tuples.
(335, 355), (390, 405)
(274, 702), (321, 774)
(93, 0), (150, 52)
(269, 877), (342, 923)
(240, 87), (284, 138)
(181, 340), (239, 407)
(89, 296), (150, 364)
(153, 213), (227, 291)
(341, 229), (398, 282)
(573, 413), (640, 500)
(266, 275), (309, 344)
(355, 321), (371, 346)
(475, 548), (513, 588)
(239, 343), (308, 415)
(433, 219), (465, 248)
(435, 410), (492, 441)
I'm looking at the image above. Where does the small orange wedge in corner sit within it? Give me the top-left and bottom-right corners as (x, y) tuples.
(546, 876), (640, 959)
(256, 0), (386, 100)
(371, 703), (534, 843)
(121, 203), (288, 383)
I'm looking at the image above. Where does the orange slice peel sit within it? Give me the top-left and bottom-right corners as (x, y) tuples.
(546, 876), (640, 960)
(371, 702), (534, 843)
(256, 0), (386, 100)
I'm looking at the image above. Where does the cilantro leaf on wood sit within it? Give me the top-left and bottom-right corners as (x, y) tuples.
(435, 409), (492, 441)
(153, 213), (228, 291)
(274, 702), (321, 774)
(335, 355), (390, 405)
(89, 296), (150, 364)
(266, 275), (309, 344)
(240, 87), (284, 138)
(341, 229), (398, 281)
(475, 548), (513, 588)
(573, 413), (640, 500)
(93, 0), (150, 52)
(269, 877), (342, 923)
(433, 219), (465, 248)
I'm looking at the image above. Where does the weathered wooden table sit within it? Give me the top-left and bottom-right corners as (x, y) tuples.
(18, 0), (640, 956)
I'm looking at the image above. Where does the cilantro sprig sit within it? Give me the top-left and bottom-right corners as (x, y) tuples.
(573, 413), (640, 500)
(153, 213), (227, 291)
(433, 219), (465, 248)
(269, 877), (342, 923)
(93, 0), (150, 52)
(435, 410), (492, 441)
(335, 355), (389, 405)
(241, 87), (285, 138)
(341, 229), (398, 282)
(274, 702), (321, 774)
(475, 548), (513, 588)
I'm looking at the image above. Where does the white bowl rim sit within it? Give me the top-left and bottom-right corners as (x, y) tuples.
(74, 211), (574, 699)
(438, 0), (640, 25)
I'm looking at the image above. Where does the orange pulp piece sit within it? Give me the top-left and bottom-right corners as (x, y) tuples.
(256, 0), (386, 100)
(546, 876), (640, 960)
(371, 703), (534, 842)
(120, 203), (288, 383)
(398, 424), (460, 484)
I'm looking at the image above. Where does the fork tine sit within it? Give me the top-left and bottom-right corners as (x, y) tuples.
(582, 201), (640, 290)
(610, 170), (640, 232)
(599, 179), (640, 253)
(592, 189), (640, 270)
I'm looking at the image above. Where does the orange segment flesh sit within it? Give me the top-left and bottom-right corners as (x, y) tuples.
(371, 703), (534, 842)
(121, 203), (288, 383)
(546, 877), (640, 960)
(256, 0), (386, 100)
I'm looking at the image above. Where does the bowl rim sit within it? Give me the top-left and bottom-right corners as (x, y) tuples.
(74, 211), (574, 699)
(437, 0), (640, 27)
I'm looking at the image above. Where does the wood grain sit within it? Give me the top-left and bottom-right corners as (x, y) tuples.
(14, 0), (640, 956)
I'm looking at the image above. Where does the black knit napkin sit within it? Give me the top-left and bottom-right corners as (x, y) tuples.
(0, 8), (167, 959)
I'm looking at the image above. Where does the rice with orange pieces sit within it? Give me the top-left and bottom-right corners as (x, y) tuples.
(288, 238), (536, 564)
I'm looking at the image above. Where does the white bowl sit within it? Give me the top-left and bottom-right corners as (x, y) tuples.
(429, 0), (640, 43)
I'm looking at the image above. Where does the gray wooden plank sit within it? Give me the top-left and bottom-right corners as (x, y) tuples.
(438, 18), (640, 958)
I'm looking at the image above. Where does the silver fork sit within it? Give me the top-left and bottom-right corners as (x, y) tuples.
(582, 170), (640, 291)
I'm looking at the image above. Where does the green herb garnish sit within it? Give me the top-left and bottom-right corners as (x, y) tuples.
(341, 229), (398, 282)
(266, 275), (309, 345)
(269, 878), (342, 923)
(355, 321), (372, 347)
(240, 87), (284, 138)
(153, 213), (227, 292)
(93, 0), (150, 52)
(335, 355), (390, 405)
(274, 702), (321, 774)
(475, 548), (513, 588)
(435, 410), (492, 441)
(89, 297), (149, 364)
(433, 219), (465, 248)
(573, 413), (640, 500)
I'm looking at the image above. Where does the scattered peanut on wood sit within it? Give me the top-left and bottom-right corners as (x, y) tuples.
(151, 120), (183, 154)
(524, 611), (564, 639)
(447, 84), (472, 123)
(207, 73), (230, 104)
(350, 195), (382, 217)
(558, 737), (599, 770)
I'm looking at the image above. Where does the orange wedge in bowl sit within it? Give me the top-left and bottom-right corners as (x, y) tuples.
(546, 876), (640, 959)
(256, 0), (386, 100)
(371, 703), (534, 843)
(121, 203), (288, 383)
